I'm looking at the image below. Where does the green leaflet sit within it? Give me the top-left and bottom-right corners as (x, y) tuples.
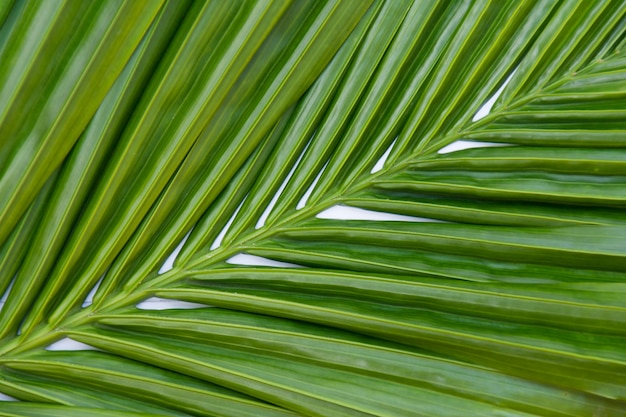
(153, 285), (626, 400)
(81, 308), (626, 416)
(0, 0), (164, 244)
(247, 238), (626, 283)
(1, 350), (297, 417)
(182, 268), (626, 335)
(276, 220), (626, 271)
(0, 403), (171, 417)
(0, 0), (192, 339)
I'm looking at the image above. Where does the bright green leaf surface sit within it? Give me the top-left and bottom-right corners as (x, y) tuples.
(0, 0), (625, 416)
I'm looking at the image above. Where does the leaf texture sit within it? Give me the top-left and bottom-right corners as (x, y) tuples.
(0, 0), (625, 416)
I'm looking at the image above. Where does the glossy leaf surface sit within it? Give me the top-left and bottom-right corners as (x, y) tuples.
(0, 1), (625, 416)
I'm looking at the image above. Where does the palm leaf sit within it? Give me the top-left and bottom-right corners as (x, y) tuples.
(1, 0), (625, 416)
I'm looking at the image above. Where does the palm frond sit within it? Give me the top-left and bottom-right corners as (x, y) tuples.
(1, 0), (625, 416)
